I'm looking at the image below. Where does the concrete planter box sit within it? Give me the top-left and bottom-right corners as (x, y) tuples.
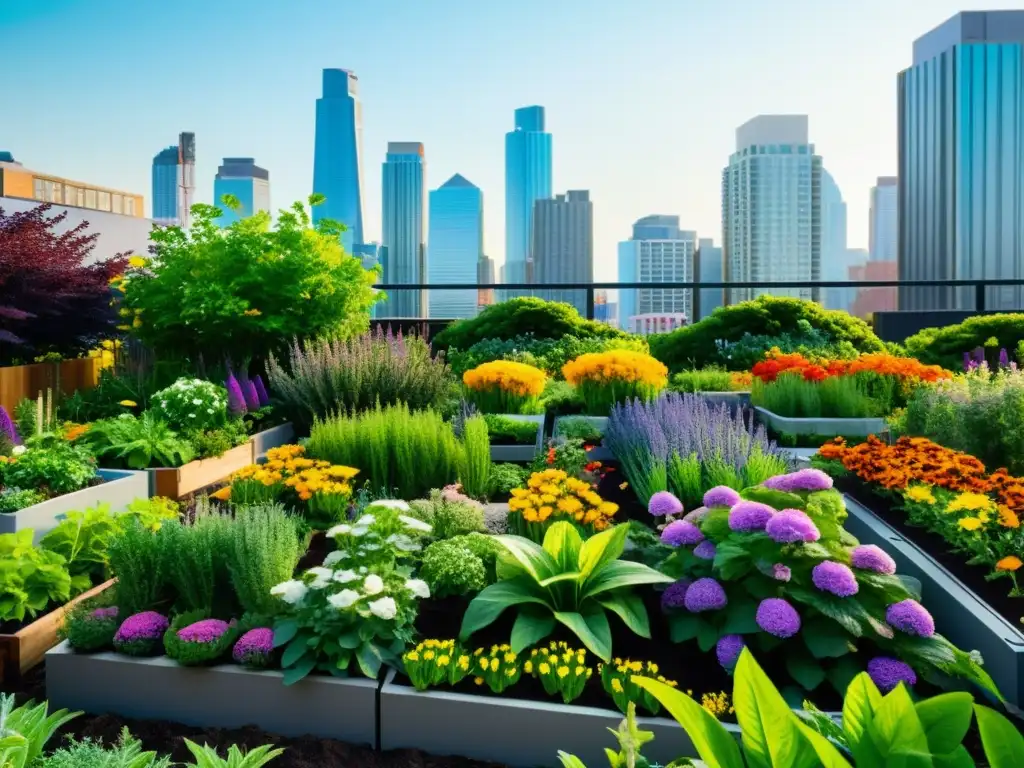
(754, 406), (887, 439)
(553, 415), (614, 462)
(0, 470), (149, 543)
(46, 642), (379, 745)
(146, 442), (254, 499)
(489, 414), (544, 462)
(251, 422), (295, 461)
(843, 495), (1024, 706)
(697, 391), (751, 410)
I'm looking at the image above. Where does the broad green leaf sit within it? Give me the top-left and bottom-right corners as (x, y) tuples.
(721, 598), (760, 634)
(581, 559), (673, 600)
(355, 642), (382, 679)
(281, 637), (310, 668)
(511, 607), (556, 651)
(493, 534), (557, 582)
(697, 622), (718, 653)
(555, 604), (612, 661)
(281, 655), (316, 685)
(915, 692), (973, 756)
(932, 745), (977, 768)
(803, 621), (852, 659)
(557, 752), (588, 768)
(791, 716), (855, 768)
(741, 486), (807, 511)
(596, 592), (650, 638)
(460, 577), (549, 640)
(539, 571), (583, 588)
(974, 704), (1024, 767)
(668, 612), (700, 643)
(272, 619), (298, 648)
(578, 524), (629, 581)
(787, 587), (864, 637)
(712, 539), (755, 580)
(786, 655), (826, 691)
(868, 684), (929, 759)
(632, 675), (744, 768)
(842, 672), (883, 764)
(543, 521), (584, 573)
(336, 631), (361, 650)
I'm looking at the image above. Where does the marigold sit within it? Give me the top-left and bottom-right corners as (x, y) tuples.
(996, 556), (1023, 572)
(958, 517), (983, 532)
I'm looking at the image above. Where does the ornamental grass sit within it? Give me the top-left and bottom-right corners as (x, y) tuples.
(506, 468), (619, 541)
(462, 360), (546, 414)
(562, 350), (668, 416)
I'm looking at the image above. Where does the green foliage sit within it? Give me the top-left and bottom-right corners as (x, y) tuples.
(540, 379), (586, 416)
(557, 703), (656, 768)
(407, 488), (486, 539)
(40, 728), (170, 768)
(13, 398), (38, 441)
(39, 504), (120, 590)
(0, 529), (72, 624)
(531, 438), (589, 478)
(649, 297), (884, 371)
(106, 521), (166, 615)
(158, 510), (233, 615)
(226, 503), (301, 616)
(666, 448), (789, 511)
(0, 440), (96, 496)
(434, 297), (628, 352)
(188, 417), (250, 460)
(420, 538), (489, 597)
(0, 487), (46, 513)
(78, 413), (195, 469)
(751, 374), (886, 419)
(448, 332), (650, 379)
(121, 197), (379, 364)
(904, 313), (1024, 369)
(0, 694), (81, 768)
(459, 522), (673, 661)
(162, 612), (239, 666)
(670, 367), (739, 393)
(458, 415), (492, 500)
(182, 740), (285, 768)
(484, 414), (540, 445)
(488, 462), (530, 497)
(554, 416), (604, 443)
(61, 601), (121, 652)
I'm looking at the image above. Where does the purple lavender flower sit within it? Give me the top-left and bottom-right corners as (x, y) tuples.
(974, 347), (986, 366)
(177, 618), (232, 644)
(89, 606), (119, 620)
(649, 491), (684, 517)
(684, 577), (728, 612)
(253, 375), (270, 406)
(850, 544), (896, 575)
(765, 508), (821, 543)
(886, 599), (935, 638)
(812, 561), (860, 597)
(728, 501), (775, 532)
(232, 627), (274, 667)
(703, 485), (741, 509)
(241, 379), (260, 411)
(226, 374), (247, 415)
(756, 598), (801, 638)
(963, 351), (971, 373)
(0, 406), (20, 446)
(660, 580), (691, 611)
(1000, 348), (1010, 368)
(693, 540), (717, 560)
(716, 634), (745, 669)
(113, 611), (169, 655)
(763, 468), (833, 493)
(661, 520), (704, 547)
(683, 507), (708, 524)
(867, 657), (917, 693)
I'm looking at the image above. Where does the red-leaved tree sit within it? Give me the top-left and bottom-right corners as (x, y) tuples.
(0, 204), (128, 364)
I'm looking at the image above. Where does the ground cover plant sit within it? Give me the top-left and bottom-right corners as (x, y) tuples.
(483, 414), (540, 445)
(0, 437), (97, 513)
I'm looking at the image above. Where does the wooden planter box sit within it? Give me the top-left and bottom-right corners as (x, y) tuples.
(0, 469), (149, 543)
(553, 415), (614, 462)
(754, 406), (887, 439)
(46, 642), (378, 745)
(0, 579), (115, 684)
(0, 357), (105, 415)
(146, 442), (254, 499)
(489, 414), (544, 463)
(843, 495), (1024, 706)
(251, 423), (295, 461)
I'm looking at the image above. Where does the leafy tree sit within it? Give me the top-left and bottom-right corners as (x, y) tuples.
(0, 204), (126, 364)
(120, 195), (380, 366)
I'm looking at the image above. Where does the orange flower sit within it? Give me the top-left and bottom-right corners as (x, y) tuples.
(211, 487), (232, 501)
(996, 556), (1023, 572)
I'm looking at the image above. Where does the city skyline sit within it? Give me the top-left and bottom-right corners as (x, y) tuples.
(7, 0), (1013, 281)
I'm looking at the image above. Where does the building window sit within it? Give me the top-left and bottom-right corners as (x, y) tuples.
(125, 197), (136, 216)
(85, 188), (97, 209)
(65, 185), (81, 207)
(112, 193), (123, 214)
(97, 190), (111, 212)
(33, 178), (45, 200)
(47, 181), (62, 203)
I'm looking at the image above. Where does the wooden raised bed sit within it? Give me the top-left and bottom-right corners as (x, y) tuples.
(147, 442), (254, 499)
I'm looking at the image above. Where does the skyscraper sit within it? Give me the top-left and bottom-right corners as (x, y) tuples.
(505, 106), (552, 291)
(532, 191), (592, 314)
(696, 238), (723, 320)
(213, 158), (270, 226)
(722, 115), (821, 303)
(900, 11), (1024, 311)
(427, 174), (483, 319)
(617, 216), (696, 325)
(381, 142), (426, 318)
(312, 68), (364, 252)
(821, 168), (849, 310)
(869, 176), (898, 262)
(151, 132), (195, 227)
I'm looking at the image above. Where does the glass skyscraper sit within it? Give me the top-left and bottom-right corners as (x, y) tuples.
(820, 168), (850, 310)
(899, 11), (1024, 311)
(869, 176), (898, 262)
(532, 191), (593, 314)
(427, 174), (483, 319)
(617, 216), (695, 325)
(696, 238), (723, 320)
(312, 68), (364, 253)
(151, 132), (195, 227)
(381, 142), (426, 318)
(505, 106), (552, 290)
(213, 158), (270, 227)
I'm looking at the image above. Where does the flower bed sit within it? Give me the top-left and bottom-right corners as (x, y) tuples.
(552, 415), (613, 461)
(483, 414), (544, 462)
(147, 441), (255, 499)
(753, 405), (888, 439)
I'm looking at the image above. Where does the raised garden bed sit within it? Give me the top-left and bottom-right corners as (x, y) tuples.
(488, 414), (544, 462)
(696, 391), (751, 411)
(147, 442), (254, 499)
(0, 579), (115, 684)
(754, 406), (888, 439)
(45, 641), (379, 745)
(0, 469), (149, 542)
(552, 415), (613, 462)
(251, 422), (295, 461)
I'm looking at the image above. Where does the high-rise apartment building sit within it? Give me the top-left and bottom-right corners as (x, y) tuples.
(353, 242), (386, 319)
(427, 174), (483, 319)
(312, 68), (364, 252)
(722, 115), (821, 303)
(505, 106), (552, 291)
(696, 238), (723, 320)
(900, 11), (1024, 311)
(381, 142), (426, 318)
(532, 191), (592, 314)
(213, 158), (270, 226)
(617, 216), (696, 325)
(821, 168), (850, 310)
(869, 176), (898, 262)
(478, 256), (496, 309)
(151, 132), (195, 227)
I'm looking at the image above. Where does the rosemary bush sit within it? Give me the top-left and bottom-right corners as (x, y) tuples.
(106, 521), (166, 615)
(227, 503), (302, 616)
(459, 415), (492, 500)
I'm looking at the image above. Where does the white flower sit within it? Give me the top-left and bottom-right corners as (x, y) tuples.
(399, 515), (432, 533)
(327, 589), (360, 609)
(362, 574), (385, 595)
(323, 551), (345, 567)
(367, 596), (398, 620)
(305, 567), (333, 589)
(351, 526), (369, 537)
(405, 578), (430, 599)
(371, 500), (410, 512)
(188, 413), (196, 418)
(364, 542), (382, 551)
(326, 523), (351, 538)
(355, 513), (376, 526)
(270, 579), (308, 605)
(333, 568), (358, 583)
(11, 445), (26, 456)
(358, 566), (367, 574)
(387, 534), (422, 552)
(207, 408), (214, 414)
(192, 398), (202, 405)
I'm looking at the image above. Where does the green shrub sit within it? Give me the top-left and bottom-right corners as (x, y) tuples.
(158, 509), (233, 616)
(78, 413), (195, 469)
(106, 521), (166, 615)
(458, 415), (492, 500)
(649, 296), (884, 371)
(40, 728), (170, 768)
(419, 539), (488, 597)
(448, 333), (649, 379)
(226, 503), (302, 617)
(408, 488), (486, 539)
(670, 367), (737, 393)
(61, 601), (121, 651)
(487, 463), (530, 496)
(484, 414), (539, 445)
(751, 373), (883, 418)
(539, 379), (585, 415)
(553, 416), (603, 443)
(904, 313), (1024, 369)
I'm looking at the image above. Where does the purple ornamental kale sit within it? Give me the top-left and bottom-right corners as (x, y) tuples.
(660, 580), (691, 611)
(661, 520), (704, 547)
(716, 634), (745, 669)
(763, 468), (833, 493)
(812, 561), (860, 597)
(850, 544), (897, 575)
(728, 501), (775, 532)
(233, 627), (274, 667)
(703, 485), (741, 508)
(867, 657), (917, 693)
(225, 373), (247, 415)
(886, 599), (935, 638)
(649, 491), (684, 517)
(114, 611), (168, 642)
(241, 378), (261, 411)
(177, 618), (232, 644)
(252, 375), (271, 406)
(765, 508), (821, 543)
(755, 598), (801, 638)
(684, 577), (728, 612)
(693, 540), (717, 560)
(0, 405), (20, 446)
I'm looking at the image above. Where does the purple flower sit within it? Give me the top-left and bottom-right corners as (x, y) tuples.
(114, 611), (169, 644)
(812, 561), (860, 597)
(867, 657), (917, 693)
(226, 374), (247, 415)
(963, 352), (971, 372)
(241, 379), (261, 411)
(0, 406), (20, 446)
(763, 468), (833, 493)
(661, 520), (704, 547)
(765, 508), (820, 543)
(649, 491), (684, 517)
(728, 501), (775, 532)
(851, 544), (897, 575)
(756, 598), (801, 638)
(716, 634), (745, 669)
(703, 486), (741, 508)
(974, 347), (985, 365)
(233, 627), (274, 667)
(660, 580), (691, 611)
(886, 599), (935, 638)
(89, 606), (119, 620)
(1000, 348), (1010, 368)
(693, 540), (717, 560)
(253, 375), (270, 406)
(177, 618), (232, 644)
(683, 507), (708, 524)
(684, 577), (728, 612)
(757, 562), (792, 582)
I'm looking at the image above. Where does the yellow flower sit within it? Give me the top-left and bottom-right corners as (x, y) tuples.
(423, 650), (435, 660)
(243, 308), (262, 317)
(905, 485), (937, 504)
(128, 255), (148, 268)
(947, 492), (995, 514)
(405, 651), (420, 662)
(557, 666), (569, 678)
(503, 651), (516, 663)
(539, 662), (550, 675)
(958, 516), (983, 531)
(119, 400), (137, 407)
(611, 678), (624, 693)
(210, 487), (232, 501)
(438, 655), (450, 666)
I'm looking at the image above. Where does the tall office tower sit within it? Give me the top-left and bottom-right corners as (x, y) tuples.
(478, 256), (496, 309)
(532, 191), (592, 314)
(722, 115), (821, 304)
(696, 238), (723, 320)
(900, 12), (1024, 311)
(617, 215), (696, 325)
(312, 68), (364, 252)
(869, 176), (898, 262)
(151, 132), (195, 227)
(381, 142), (426, 318)
(213, 158), (270, 226)
(427, 174), (483, 319)
(505, 106), (552, 294)
(821, 168), (850, 310)
(353, 242), (386, 319)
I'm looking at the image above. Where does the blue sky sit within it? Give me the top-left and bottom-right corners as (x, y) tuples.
(2, 0), (1020, 278)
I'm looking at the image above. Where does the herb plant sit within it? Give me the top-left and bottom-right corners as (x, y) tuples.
(0, 529), (73, 624)
(78, 413), (195, 470)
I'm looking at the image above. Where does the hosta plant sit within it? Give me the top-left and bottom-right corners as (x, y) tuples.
(0, 529), (72, 624)
(459, 522), (673, 661)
